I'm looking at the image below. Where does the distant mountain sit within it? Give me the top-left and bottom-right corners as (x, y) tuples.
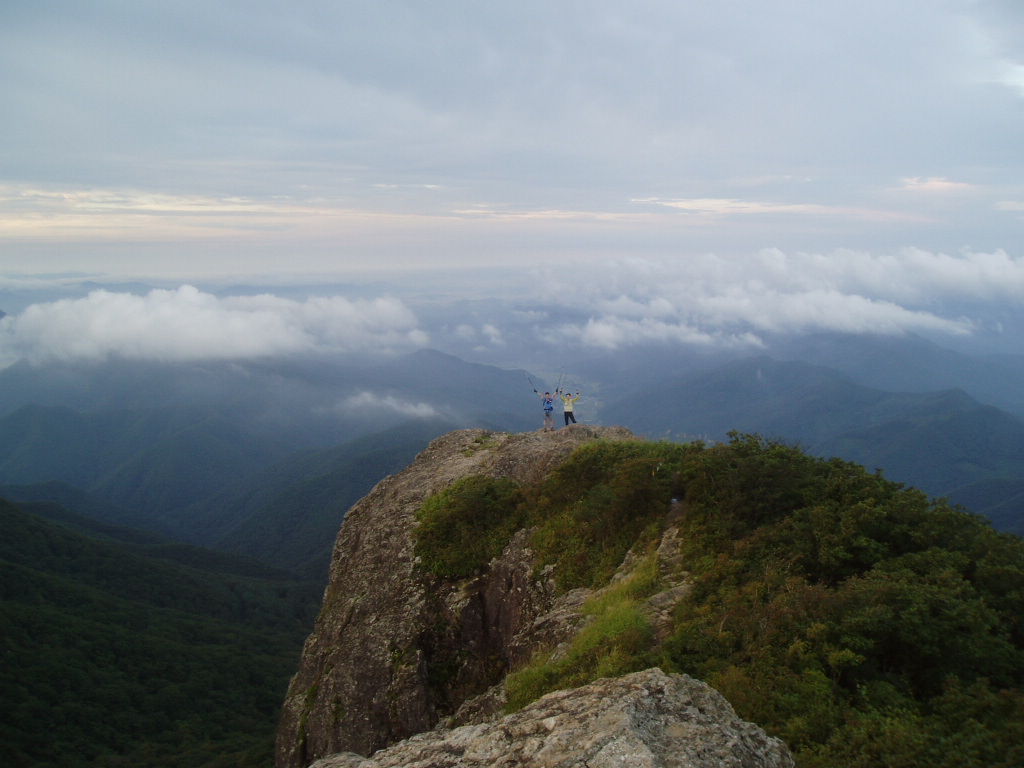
(0, 351), (539, 562)
(0, 496), (321, 768)
(0, 479), (150, 535)
(953, 477), (1024, 533)
(0, 350), (538, 436)
(189, 419), (457, 576)
(604, 356), (932, 442)
(8, 493), (308, 580)
(0, 403), (293, 519)
(0, 410), (462, 574)
(4, 338), (1024, 562)
(602, 356), (1024, 534)
(568, 332), (1024, 423)
(774, 331), (1024, 416)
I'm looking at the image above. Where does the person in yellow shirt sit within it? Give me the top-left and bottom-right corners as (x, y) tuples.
(560, 391), (580, 426)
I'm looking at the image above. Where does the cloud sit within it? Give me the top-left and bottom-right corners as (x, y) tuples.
(0, 286), (428, 366)
(481, 324), (505, 346)
(336, 391), (441, 419)
(3, 1), (1024, 277)
(635, 197), (922, 223)
(534, 248), (1021, 348)
(557, 316), (764, 350)
(898, 177), (977, 193)
(447, 322), (506, 349)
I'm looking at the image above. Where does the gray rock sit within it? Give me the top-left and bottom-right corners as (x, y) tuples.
(309, 668), (794, 768)
(276, 426), (638, 767)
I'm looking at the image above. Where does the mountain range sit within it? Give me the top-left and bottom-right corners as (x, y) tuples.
(601, 355), (1024, 532)
(0, 332), (1023, 580)
(5, 327), (1024, 767)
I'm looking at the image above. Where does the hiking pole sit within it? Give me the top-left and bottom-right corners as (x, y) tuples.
(526, 373), (538, 393)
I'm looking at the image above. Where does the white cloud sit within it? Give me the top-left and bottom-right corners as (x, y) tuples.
(557, 316), (764, 350)
(336, 391), (441, 419)
(0, 286), (428, 366)
(481, 324), (505, 346)
(898, 177), (977, 193)
(535, 248), (1015, 348)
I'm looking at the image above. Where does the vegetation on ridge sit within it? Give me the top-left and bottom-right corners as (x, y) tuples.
(505, 551), (661, 712)
(413, 433), (1024, 768)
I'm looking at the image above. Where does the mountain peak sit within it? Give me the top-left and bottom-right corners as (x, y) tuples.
(276, 427), (1024, 768)
(276, 425), (641, 765)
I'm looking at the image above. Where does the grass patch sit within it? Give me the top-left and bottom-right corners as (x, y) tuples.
(504, 553), (660, 712)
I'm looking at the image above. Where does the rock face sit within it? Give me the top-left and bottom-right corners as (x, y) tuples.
(276, 426), (637, 768)
(275, 426), (794, 768)
(308, 668), (793, 768)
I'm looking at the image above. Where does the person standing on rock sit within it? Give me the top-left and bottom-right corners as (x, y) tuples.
(560, 390), (580, 426)
(535, 390), (556, 431)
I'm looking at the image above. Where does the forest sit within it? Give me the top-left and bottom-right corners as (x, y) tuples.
(0, 499), (321, 768)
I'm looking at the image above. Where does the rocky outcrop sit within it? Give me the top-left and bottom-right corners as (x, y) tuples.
(275, 425), (794, 768)
(275, 426), (638, 768)
(308, 668), (794, 768)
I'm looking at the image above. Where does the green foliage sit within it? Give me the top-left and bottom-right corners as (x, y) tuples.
(800, 679), (1024, 768)
(406, 431), (1024, 767)
(658, 433), (1024, 767)
(0, 497), (321, 768)
(413, 440), (692, 589)
(525, 440), (691, 589)
(414, 475), (524, 579)
(505, 554), (661, 712)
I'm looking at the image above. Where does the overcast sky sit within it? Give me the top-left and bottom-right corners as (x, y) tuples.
(2, 1), (1024, 363)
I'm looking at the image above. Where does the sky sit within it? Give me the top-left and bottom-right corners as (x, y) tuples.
(2, 0), (1024, 364)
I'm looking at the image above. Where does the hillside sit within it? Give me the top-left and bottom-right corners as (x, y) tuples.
(0, 351), (539, 558)
(0, 403), (293, 524)
(602, 356), (1024, 534)
(0, 498), (322, 768)
(208, 419), (454, 576)
(1, 339), (1024, 585)
(776, 331), (1024, 416)
(278, 427), (1024, 768)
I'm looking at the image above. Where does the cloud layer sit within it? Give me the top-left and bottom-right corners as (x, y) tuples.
(530, 247), (1022, 349)
(4, 245), (1024, 368)
(0, 287), (428, 366)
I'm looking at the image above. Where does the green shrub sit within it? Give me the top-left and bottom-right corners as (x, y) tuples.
(415, 433), (1024, 767)
(525, 440), (691, 589)
(414, 475), (524, 579)
(658, 434), (1024, 766)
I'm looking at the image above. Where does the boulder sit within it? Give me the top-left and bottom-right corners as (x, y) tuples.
(309, 668), (794, 768)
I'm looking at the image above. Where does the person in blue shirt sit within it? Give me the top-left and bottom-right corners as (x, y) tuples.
(536, 390), (556, 431)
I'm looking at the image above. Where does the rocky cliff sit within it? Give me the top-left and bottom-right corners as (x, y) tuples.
(275, 426), (792, 768)
(307, 668), (793, 768)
